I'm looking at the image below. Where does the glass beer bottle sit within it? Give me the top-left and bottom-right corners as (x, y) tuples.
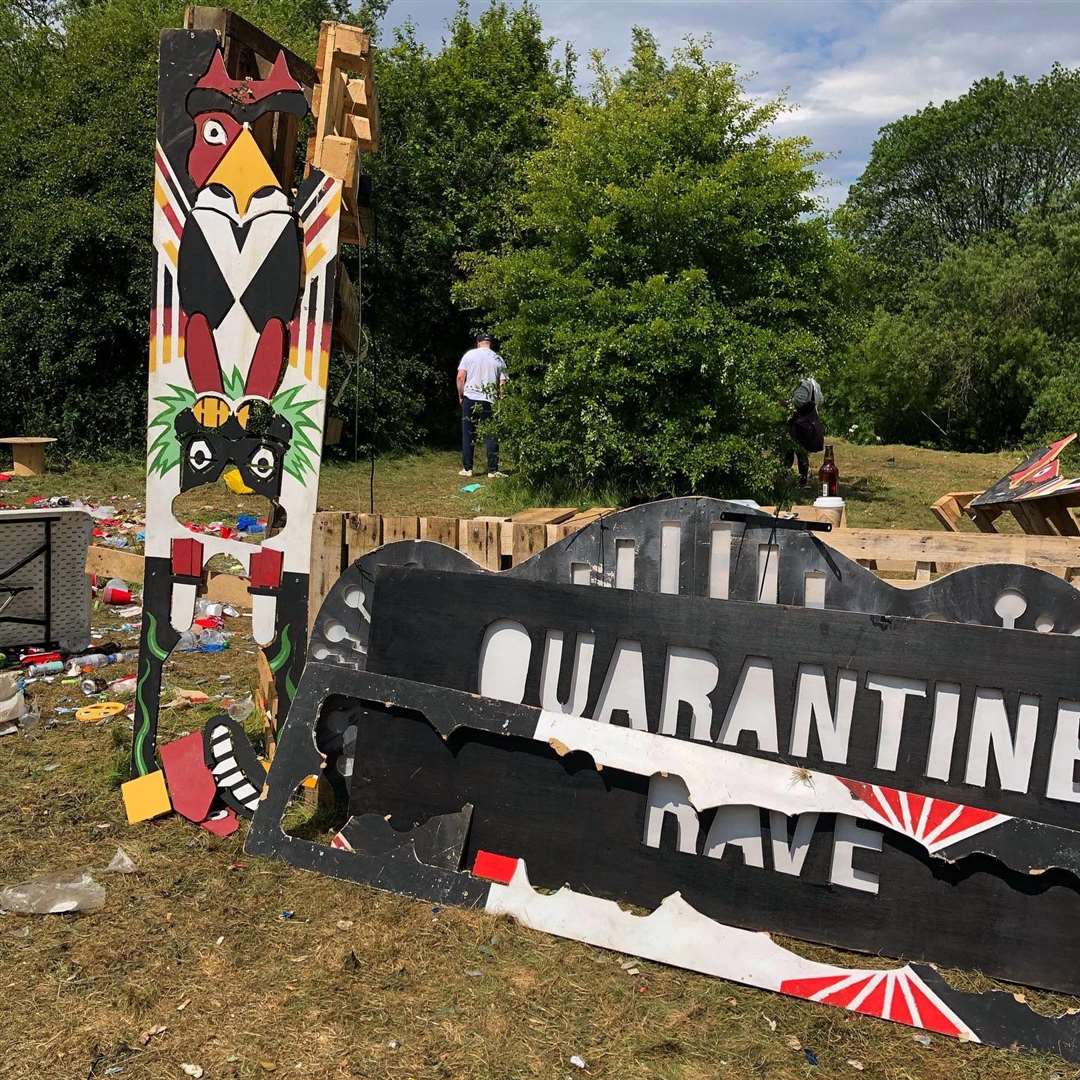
(819, 445), (839, 498)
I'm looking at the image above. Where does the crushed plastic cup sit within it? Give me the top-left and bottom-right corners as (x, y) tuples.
(106, 675), (137, 695)
(0, 869), (106, 914)
(102, 579), (132, 604)
(227, 694), (255, 724)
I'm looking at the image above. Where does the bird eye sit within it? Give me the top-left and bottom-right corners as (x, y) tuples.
(187, 439), (213, 471)
(248, 446), (276, 480)
(202, 119), (227, 146)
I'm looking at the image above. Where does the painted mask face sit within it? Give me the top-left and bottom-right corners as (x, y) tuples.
(174, 398), (293, 499)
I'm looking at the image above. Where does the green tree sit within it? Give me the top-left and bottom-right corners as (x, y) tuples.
(458, 32), (838, 500)
(838, 66), (1080, 290)
(839, 200), (1080, 451)
(352, 0), (572, 452)
(0, 0), (349, 456)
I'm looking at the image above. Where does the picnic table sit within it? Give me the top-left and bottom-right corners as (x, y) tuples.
(932, 436), (1080, 537)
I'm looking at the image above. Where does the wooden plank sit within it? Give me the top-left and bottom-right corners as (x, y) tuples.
(308, 512), (346, 633)
(346, 76), (368, 111)
(969, 505), (1001, 533)
(562, 507), (615, 528)
(1010, 501), (1048, 535)
(511, 507), (578, 525)
(420, 516), (458, 547)
(344, 512), (381, 563)
(1043, 498), (1080, 536)
(383, 515), (419, 543)
(512, 523), (548, 566)
(205, 572), (252, 609)
(333, 259), (360, 353)
(255, 648), (278, 753)
(930, 494), (963, 532)
(460, 518), (501, 571)
(85, 545), (145, 584)
(824, 527), (1080, 574)
(184, 7), (316, 87)
(317, 134), (357, 191)
(331, 23), (371, 69)
(914, 560), (935, 583)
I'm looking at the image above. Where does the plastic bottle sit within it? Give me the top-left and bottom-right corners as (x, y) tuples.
(818, 445), (840, 499)
(175, 629), (202, 653)
(66, 650), (139, 673)
(25, 660), (64, 676)
(107, 675), (137, 695)
(198, 629), (227, 653)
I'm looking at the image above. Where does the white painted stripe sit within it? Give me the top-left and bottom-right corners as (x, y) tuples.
(870, 788), (903, 832)
(232, 783), (257, 801)
(803, 571), (825, 609)
(847, 972), (883, 1011)
(809, 972), (864, 1003)
(709, 522), (732, 600)
(614, 539), (635, 590)
(218, 770), (243, 787)
(484, 861), (909, 1001)
(154, 259), (165, 371)
(898, 974), (922, 1028)
(922, 804), (964, 846)
(212, 756), (238, 775)
(660, 523), (681, 594)
(756, 544), (778, 604)
(156, 143), (191, 211)
(915, 795), (933, 840)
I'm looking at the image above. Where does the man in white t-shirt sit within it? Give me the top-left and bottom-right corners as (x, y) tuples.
(456, 332), (508, 478)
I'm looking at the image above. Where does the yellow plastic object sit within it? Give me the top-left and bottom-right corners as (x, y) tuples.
(121, 770), (172, 824)
(223, 465), (253, 495)
(76, 701), (126, 723)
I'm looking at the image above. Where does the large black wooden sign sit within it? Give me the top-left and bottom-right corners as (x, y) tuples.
(248, 554), (1080, 1063)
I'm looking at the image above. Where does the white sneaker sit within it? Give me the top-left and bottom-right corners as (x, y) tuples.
(487, 471), (507, 479)
(459, 468), (473, 477)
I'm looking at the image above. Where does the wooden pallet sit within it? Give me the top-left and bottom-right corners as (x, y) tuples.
(85, 510), (1080, 634)
(308, 21), (378, 247)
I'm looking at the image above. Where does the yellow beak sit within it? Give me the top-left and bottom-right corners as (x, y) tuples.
(206, 126), (279, 216)
(223, 466), (254, 495)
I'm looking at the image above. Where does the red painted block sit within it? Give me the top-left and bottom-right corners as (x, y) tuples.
(171, 536), (203, 579)
(160, 731), (216, 823)
(249, 547), (284, 589)
(472, 850), (519, 885)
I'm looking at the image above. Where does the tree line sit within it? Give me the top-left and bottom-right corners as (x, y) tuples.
(1, 0), (1077, 500)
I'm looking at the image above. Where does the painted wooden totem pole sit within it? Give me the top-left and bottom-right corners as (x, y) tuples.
(129, 24), (343, 795)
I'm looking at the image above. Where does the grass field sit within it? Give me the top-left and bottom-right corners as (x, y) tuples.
(0, 442), (1074, 1080)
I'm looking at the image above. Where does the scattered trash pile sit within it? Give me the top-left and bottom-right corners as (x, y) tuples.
(4, 567), (245, 741)
(6, 492), (270, 552)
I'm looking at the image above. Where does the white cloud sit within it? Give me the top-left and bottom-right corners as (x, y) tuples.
(378, 0), (1080, 205)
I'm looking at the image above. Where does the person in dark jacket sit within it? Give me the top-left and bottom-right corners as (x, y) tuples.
(786, 377), (825, 486)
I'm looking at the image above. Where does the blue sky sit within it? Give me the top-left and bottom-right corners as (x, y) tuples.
(372, 0), (1080, 208)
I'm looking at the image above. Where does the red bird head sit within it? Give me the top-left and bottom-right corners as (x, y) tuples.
(185, 50), (308, 203)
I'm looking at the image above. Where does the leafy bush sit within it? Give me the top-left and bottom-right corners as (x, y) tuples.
(836, 201), (1080, 451)
(458, 32), (840, 501)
